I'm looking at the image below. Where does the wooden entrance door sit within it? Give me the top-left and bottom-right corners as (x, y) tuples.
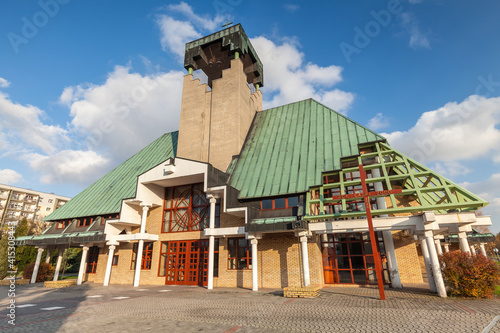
(165, 240), (208, 286)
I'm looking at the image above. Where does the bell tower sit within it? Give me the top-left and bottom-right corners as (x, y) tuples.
(176, 24), (263, 172)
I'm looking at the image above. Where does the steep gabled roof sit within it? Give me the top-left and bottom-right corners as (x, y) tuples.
(229, 99), (385, 199)
(44, 132), (178, 221)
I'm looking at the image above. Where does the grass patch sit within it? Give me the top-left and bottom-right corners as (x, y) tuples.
(495, 286), (500, 296)
(59, 275), (78, 280)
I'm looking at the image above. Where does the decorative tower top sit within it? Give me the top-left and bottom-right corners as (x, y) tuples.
(183, 24), (264, 88)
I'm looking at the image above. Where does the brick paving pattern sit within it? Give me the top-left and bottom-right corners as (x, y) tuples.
(1, 283), (499, 332)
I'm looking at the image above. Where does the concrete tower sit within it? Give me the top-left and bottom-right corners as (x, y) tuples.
(177, 24), (263, 172)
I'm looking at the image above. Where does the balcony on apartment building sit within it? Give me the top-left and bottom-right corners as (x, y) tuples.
(20, 212), (34, 219)
(22, 206), (36, 212)
(10, 194), (23, 201)
(23, 196), (38, 203)
(5, 212), (20, 219)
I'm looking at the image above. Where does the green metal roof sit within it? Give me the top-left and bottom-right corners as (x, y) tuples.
(184, 24), (263, 87)
(251, 217), (297, 224)
(229, 99), (385, 199)
(44, 132), (178, 221)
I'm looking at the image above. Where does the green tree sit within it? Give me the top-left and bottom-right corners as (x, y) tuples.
(0, 228), (9, 280)
(14, 218), (39, 273)
(14, 218), (30, 238)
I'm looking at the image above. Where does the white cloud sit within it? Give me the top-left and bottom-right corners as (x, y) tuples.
(156, 2), (224, 60)
(0, 91), (69, 154)
(461, 174), (500, 232)
(382, 95), (500, 164)
(399, 12), (430, 49)
(0, 77), (10, 88)
(168, 2), (223, 31)
(284, 4), (300, 13)
(0, 64), (184, 187)
(62, 65), (184, 161)
(157, 16), (201, 60)
(0, 169), (22, 184)
(25, 150), (110, 184)
(251, 36), (354, 112)
(367, 113), (389, 130)
(430, 161), (471, 178)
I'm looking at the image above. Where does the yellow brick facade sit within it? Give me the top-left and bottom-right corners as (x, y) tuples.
(392, 230), (424, 284)
(81, 206), (423, 288)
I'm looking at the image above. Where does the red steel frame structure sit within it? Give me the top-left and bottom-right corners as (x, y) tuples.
(331, 164), (402, 300)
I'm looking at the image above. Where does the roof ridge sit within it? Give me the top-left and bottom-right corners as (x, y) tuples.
(260, 98), (385, 142)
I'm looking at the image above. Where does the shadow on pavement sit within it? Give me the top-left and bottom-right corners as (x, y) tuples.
(0, 281), (91, 332)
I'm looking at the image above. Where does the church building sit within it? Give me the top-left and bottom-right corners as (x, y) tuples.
(17, 25), (492, 297)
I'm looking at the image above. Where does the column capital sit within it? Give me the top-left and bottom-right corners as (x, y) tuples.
(424, 230), (435, 238)
(140, 203), (153, 210)
(299, 236), (308, 243)
(108, 245), (116, 250)
(82, 246), (90, 251)
(37, 247), (45, 253)
(250, 238), (258, 245)
(207, 194), (219, 203)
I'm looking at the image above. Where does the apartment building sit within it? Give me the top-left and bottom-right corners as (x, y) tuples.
(0, 184), (71, 228)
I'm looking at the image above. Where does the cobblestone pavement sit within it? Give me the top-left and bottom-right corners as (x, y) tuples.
(1, 283), (500, 332)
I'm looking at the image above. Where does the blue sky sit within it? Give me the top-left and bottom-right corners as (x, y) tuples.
(1, 0), (500, 231)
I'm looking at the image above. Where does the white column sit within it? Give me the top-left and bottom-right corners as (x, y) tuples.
(434, 239), (443, 255)
(53, 248), (64, 281)
(207, 196), (217, 290)
(45, 248), (51, 264)
(251, 238), (258, 291)
(444, 244), (450, 253)
(31, 247), (45, 284)
(425, 231), (447, 297)
(103, 245), (116, 286)
(134, 204), (150, 287)
(373, 168), (402, 288)
(77, 246), (89, 285)
(470, 245), (477, 255)
(419, 237), (436, 293)
(458, 232), (471, 253)
(372, 167), (387, 213)
(382, 230), (402, 288)
(300, 235), (310, 287)
(480, 243), (487, 257)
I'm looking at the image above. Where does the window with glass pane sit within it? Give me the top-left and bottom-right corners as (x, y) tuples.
(162, 183), (220, 232)
(227, 238), (252, 270)
(131, 242), (153, 270)
(260, 196), (300, 210)
(86, 246), (99, 274)
(321, 232), (390, 285)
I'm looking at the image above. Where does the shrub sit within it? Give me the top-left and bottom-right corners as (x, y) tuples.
(440, 250), (500, 298)
(22, 262), (54, 282)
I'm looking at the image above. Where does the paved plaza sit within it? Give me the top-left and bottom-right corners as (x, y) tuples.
(1, 283), (500, 332)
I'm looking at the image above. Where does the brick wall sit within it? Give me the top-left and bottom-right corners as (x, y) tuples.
(215, 233), (322, 289)
(219, 212), (244, 228)
(392, 231), (423, 284)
